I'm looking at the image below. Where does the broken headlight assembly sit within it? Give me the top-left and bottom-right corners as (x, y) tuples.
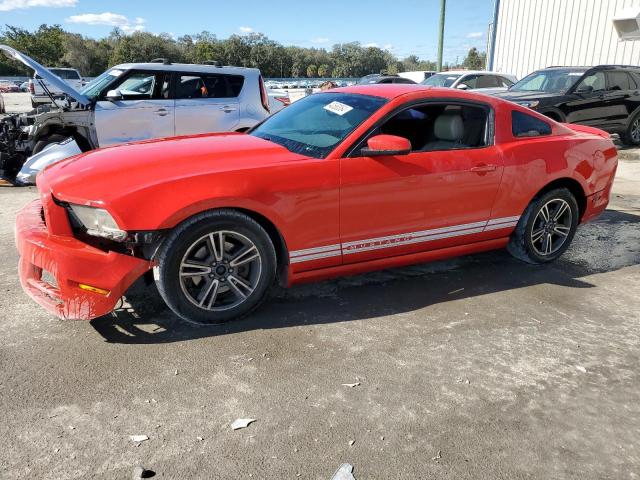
(67, 204), (127, 242)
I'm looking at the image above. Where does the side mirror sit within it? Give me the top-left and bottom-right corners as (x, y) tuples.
(456, 83), (470, 90)
(576, 85), (593, 94)
(361, 134), (411, 157)
(105, 89), (123, 101)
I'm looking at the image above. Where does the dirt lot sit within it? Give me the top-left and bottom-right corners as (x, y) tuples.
(0, 111), (639, 478)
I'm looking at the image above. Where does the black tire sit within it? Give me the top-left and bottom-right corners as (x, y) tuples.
(507, 188), (579, 264)
(155, 209), (277, 325)
(32, 133), (68, 155)
(621, 112), (640, 146)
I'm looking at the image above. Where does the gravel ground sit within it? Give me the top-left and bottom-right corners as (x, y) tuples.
(0, 94), (639, 479)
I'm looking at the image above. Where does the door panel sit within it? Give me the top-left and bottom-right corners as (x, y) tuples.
(566, 71), (612, 127)
(174, 73), (241, 135)
(174, 98), (240, 135)
(95, 98), (175, 146)
(339, 147), (504, 264)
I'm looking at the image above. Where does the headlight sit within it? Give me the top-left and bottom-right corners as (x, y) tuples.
(517, 100), (540, 109)
(68, 204), (127, 242)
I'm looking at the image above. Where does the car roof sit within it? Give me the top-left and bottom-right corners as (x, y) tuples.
(111, 62), (260, 75)
(330, 84), (505, 103)
(433, 70), (510, 76)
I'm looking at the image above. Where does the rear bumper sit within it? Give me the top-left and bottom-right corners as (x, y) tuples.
(582, 183), (613, 223)
(16, 199), (151, 320)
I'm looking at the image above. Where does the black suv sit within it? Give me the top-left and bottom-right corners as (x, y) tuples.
(496, 65), (640, 145)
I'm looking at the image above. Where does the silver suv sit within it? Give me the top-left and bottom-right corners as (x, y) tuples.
(0, 46), (270, 185)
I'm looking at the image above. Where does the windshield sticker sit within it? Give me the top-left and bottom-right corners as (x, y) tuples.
(568, 72), (583, 76)
(324, 101), (353, 116)
(109, 69), (124, 77)
(447, 77), (457, 80)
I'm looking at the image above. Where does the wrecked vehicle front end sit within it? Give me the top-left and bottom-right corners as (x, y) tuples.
(0, 44), (95, 183)
(0, 105), (95, 182)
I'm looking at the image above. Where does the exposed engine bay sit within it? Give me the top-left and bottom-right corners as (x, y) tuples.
(0, 101), (96, 181)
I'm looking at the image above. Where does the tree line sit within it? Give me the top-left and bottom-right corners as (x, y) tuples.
(0, 24), (486, 78)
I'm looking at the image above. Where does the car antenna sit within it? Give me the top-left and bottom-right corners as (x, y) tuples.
(202, 60), (222, 67)
(150, 58), (171, 65)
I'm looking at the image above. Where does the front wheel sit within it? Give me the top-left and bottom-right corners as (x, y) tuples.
(155, 210), (276, 325)
(507, 188), (579, 264)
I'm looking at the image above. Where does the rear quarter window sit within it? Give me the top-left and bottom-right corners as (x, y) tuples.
(512, 110), (552, 137)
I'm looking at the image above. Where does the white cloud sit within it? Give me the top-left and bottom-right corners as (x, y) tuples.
(0, 0), (76, 11)
(66, 12), (146, 34)
(383, 43), (394, 51)
(311, 37), (329, 44)
(467, 32), (484, 38)
(363, 42), (378, 48)
(239, 26), (254, 33)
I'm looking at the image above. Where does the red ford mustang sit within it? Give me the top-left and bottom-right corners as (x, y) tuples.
(15, 85), (618, 324)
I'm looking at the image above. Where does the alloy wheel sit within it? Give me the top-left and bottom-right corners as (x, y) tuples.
(632, 119), (640, 143)
(530, 199), (572, 257)
(179, 230), (262, 311)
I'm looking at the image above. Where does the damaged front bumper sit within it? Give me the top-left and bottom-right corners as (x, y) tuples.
(15, 197), (152, 320)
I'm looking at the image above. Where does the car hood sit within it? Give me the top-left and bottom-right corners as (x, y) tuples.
(41, 133), (307, 207)
(494, 91), (564, 102)
(0, 45), (90, 107)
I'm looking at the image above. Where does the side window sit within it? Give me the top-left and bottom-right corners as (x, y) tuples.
(575, 72), (605, 93)
(476, 75), (500, 88)
(459, 75), (479, 89)
(110, 71), (169, 100)
(369, 103), (490, 152)
(606, 71), (633, 91)
(512, 110), (552, 137)
(175, 74), (244, 99)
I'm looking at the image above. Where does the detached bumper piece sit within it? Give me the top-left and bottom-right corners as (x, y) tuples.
(15, 199), (151, 320)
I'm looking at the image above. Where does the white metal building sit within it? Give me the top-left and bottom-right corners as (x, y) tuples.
(489, 0), (640, 78)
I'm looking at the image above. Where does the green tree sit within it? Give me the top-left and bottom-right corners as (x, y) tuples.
(306, 64), (317, 78)
(317, 64), (330, 77)
(462, 47), (486, 70)
(0, 24), (442, 81)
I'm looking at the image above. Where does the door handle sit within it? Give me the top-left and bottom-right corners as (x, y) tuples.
(471, 164), (497, 173)
(154, 108), (169, 116)
(220, 105), (238, 113)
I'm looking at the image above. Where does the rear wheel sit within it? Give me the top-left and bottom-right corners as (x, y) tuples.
(155, 210), (276, 325)
(32, 133), (68, 155)
(507, 188), (579, 264)
(622, 114), (640, 146)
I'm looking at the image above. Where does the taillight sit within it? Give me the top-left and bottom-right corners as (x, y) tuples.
(259, 76), (270, 113)
(29, 81), (35, 94)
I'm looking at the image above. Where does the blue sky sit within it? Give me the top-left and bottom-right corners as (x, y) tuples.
(0, 0), (494, 63)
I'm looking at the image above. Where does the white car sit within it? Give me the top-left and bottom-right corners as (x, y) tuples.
(29, 67), (86, 108)
(0, 46), (271, 185)
(421, 70), (518, 94)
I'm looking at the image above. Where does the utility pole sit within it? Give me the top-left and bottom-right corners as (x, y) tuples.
(437, 0), (447, 71)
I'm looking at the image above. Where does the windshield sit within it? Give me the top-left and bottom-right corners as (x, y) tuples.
(509, 69), (586, 93)
(421, 73), (461, 87)
(80, 68), (124, 100)
(357, 75), (381, 85)
(250, 92), (386, 158)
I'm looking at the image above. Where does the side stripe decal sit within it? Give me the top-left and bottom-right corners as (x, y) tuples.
(289, 215), (521, 263)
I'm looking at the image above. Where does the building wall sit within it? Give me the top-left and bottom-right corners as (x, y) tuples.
(493, 0), (640, 78)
